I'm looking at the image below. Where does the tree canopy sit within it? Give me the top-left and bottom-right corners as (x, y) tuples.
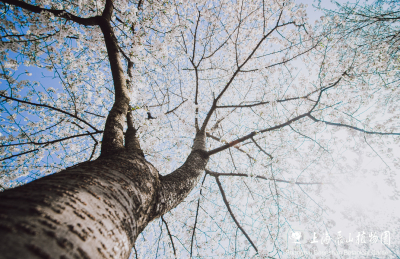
(1, 0), (400, 258)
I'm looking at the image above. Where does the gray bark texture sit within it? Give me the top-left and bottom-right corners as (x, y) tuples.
(0, 145), (208, 259)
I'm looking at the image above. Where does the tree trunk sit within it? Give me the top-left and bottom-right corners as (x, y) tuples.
(0, 147), (208, 259)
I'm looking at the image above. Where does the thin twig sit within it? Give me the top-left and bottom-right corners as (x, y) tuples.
(251, 137), (273, 159)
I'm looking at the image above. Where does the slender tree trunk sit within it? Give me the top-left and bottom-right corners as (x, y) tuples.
(0, 144), (208, 259)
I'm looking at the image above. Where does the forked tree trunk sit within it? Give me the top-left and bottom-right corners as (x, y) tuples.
(0, 147), (208, 259)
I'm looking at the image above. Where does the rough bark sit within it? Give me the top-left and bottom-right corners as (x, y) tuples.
(0, 152), (157, 259)
(0, 132), (208, 259)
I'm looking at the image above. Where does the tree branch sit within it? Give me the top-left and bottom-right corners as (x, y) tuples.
(0, 94), (100, 132)
(308, 115), (400, 136)
(102, 0), (114, 21)
(0, 0), (99, 26)
(84, 110), (106, 118)
(161, 216), (176, 257)
(206, 132), (256, 161)
(0, 147), (41, 162)
(207, 112), (309, 156)
(1, 131), (103, 148)
(288, 125), (328, 152)
(88, 133), (99, 161)
(251, 137), (273, 159)
(200, 11), (285, 132)
(206, 170), (329, 185)
(207, 76), (344, 156)
(214, 175), (258, 253)
(165, 100), (187, 114)
(190, 174), (207, 257)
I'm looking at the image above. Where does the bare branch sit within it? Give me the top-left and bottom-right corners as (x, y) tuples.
(1, 0), (99, 26)
(190, 174), (207, 257)
(88, 142), (98, 161)
(88, 133), (99, 161)
(308, 115), (400, 136)
(206, 170), (329, 185)
(84, 111), (106, 118)
(206, 132), (255, 161)
(132, 245), (138, 259)
(1, 131), (103, 148)
(288, 125), (328, 152)
(214, 175), (258, 253)
(0, 147), (41, 162)
(165, 100), (187, 114)
(161, 216), (176, 257)
(200, 11), (286, 132)
(251, 137), (273, 159)
(0, 94), (100, 132)
(102, 0), (113, 22)
(207, 76), (345, 156)
(207, 112), (309, 156)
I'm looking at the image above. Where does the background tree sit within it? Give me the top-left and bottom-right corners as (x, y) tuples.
(0, 0), (399, 258)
